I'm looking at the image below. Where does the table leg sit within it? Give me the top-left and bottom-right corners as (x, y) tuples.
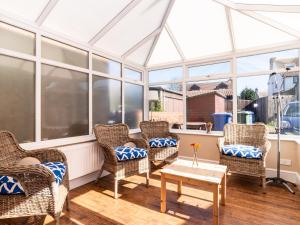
(213, 185), (219, 225)
(221, 173), (226, 206)
(161, 173), (167, 213)
(177, 180), (182, 195)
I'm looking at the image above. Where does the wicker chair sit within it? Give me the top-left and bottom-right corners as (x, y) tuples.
(217, 123), (271, 189)
(140, 121), (180, 168)
(0, 131), (69, 225)
(94, 124), (149, 199)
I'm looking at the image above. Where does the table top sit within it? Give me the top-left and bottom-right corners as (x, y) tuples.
(161, 159), (227, 184)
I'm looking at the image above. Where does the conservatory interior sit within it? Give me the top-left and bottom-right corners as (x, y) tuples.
(1, 0), (300, 225)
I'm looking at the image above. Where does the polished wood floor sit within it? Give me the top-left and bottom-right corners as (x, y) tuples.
(3, 170), (300, 225)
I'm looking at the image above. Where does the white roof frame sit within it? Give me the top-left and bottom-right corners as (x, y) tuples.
(225, 7), (236, 51)
(235, 4), (300, 13)
(88, 0), (141, 46)
(165, 23), (185, 60)
(35, 0), (59, 26)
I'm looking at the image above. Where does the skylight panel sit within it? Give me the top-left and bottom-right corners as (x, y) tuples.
(127, 38), (155, 65)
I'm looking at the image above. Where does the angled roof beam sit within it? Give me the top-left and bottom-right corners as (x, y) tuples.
(144, 0), (176, 66)
(235, 4), (300, 13)
(35, 0), (59, 26)
(89, 0), (142, 46)
(225, 7), (236, 51)
(122, 28), (161, 59)
(165, 23), (185, 60)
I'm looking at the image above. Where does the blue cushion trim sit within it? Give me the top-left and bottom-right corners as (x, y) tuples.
(149, 138), (177, 148)
(0, 162), (66, 195)
(222, 144), (262, 159)
(114, 146), (147, 162)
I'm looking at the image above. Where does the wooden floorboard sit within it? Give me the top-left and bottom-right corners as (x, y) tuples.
(2, 170), (300, 225)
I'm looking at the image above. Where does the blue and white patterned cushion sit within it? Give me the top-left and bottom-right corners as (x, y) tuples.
(149, 138), (177, 148)
(0, 162), (66, 195)
(222, 145), (262, 159)
(114, 146), (147, 162)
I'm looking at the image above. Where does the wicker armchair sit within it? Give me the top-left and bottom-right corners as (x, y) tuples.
(217, 124), (271, 189)
(140, 121), (180, 167)
(94, 124), (149, 199)
(0, 131), (69, 225)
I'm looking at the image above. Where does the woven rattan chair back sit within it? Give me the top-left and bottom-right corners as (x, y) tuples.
(94, 123), (130, 147)
(0, 131), (25, 167)
(140, 121), (170, 139)
(224, 123), (267, 149)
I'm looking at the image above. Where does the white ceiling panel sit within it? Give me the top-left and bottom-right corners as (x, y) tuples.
(230, 0), (300, 5)
(94, 0), (170, 56)
(127, 38), (155, 65)
(43, 0), (131, 42)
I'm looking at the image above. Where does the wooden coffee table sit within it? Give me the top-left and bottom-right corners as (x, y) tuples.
(160, 159), (227, 225)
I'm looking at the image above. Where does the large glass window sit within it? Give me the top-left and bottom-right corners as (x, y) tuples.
(237, 49), (298, 74)
(41, 65), (89, 140)
(0, 22), (35, 55)
(0, 55), (35, 142)
(41, 37), (88, 68)
(124, 68), (142, 81)
(149, 67), (183, 83)
(93, 76), (122, 126)
(149, 83), (183, 129)
(189, 62), (230, 78)
(237, 73), (300, 135)
(186, 79), (233, 131)
(92, 54), (121, 77)
(125, 83), (144, 129)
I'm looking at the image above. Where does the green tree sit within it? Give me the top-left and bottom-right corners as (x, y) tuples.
(240, 88), (257, 100)
(149, 100), (163, 112)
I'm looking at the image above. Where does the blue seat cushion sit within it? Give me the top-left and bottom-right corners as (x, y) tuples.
(149, 138), (177, 148)
(222, 145), (262, 159)
(114, 146), (147, 162)
(0, 162), (66, 195)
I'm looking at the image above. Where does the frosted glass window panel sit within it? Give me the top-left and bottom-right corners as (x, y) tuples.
(126, 38), (154, 65)
(124, 68), (142, 81)
(257, 12), (300, 32)
(237, 49), (299, 73)
(41, 37), (88, 68)
(231, 10), (295, 49)
(186, 79), (233, 131)
(0, 55), (35, 142)
(93, 76), (122, 126)
(0, 22), (35, 55)
(0, 0), (48, 22)
(149, 67), (183, 83)
(230, 0), (300, 4)
(95, 0), (170, 55)
(125, 83), (143, 129)
(41, 65), (89, 140)
(43, 0), (131, 43)
(92, 54), (121, 77)
(189, 62), (231, 78)
(167, 0), (232, 59)
(148, 28), (181, 65)
(149, 83), (183, 129)
(237, 74), (300, 135)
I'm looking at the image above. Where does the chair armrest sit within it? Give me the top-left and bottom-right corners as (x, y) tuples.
(259, 140), (271, 160)
(96, 142), (118, 165)
(128, 138), (149, 149)
(141, 133), (149, 140)
(167, 132), (180, 141)
(0, 165), (55, 196)
(217, 137), (225, 152)
(26, 148), (67, 164)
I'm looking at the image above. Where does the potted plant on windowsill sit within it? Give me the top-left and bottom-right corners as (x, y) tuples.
(206, 122), (213, 134)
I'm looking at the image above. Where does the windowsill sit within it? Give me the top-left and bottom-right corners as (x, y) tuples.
(20, 129), (141, 150)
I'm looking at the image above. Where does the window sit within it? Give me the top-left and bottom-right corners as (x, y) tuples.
(189, 61), (230, 78)
(93, 76), (122, 126)
(125, 83), (144, 129)
(237, 49), (298, 74)
(41, 65), (89, 140)
(92, 54), (121, 77)
(0, 55), (35, 142)
(0, 22), (35, 55)
(124, 68), (142, 81)
(149, 67), (183, 83)
(41, 37), (88, 68)
(237, 73), (300, 135)
(149, 83), (183, 129)
(186, 79), (233, 131)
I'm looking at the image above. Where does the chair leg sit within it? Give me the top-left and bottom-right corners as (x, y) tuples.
(55, 213), (60, 225)
(66, 193), (70, 211)
(262, 176), (266, 193)
(146, 171), (150, 187)
(114, 178), (118, 199)
(96, 166), (104, 183)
